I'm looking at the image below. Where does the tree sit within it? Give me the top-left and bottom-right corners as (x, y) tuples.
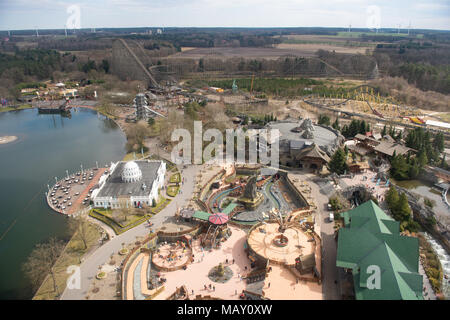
(433, 133), (444, 153)
(147, 117), (155, 126)
(390, 154), (410, 180)
(408, 164), (420, 179)
(100, 59), (110, 73)
(198, 59), (205, 72)
(396, 193), (412, 222)
(22, 237), (65, 295)
(318, 114), (330, 126)
(68, 217), (90, 250)
(418, 150), (428, 168)
(328, 148), (348, 175)
(332, 118), (340, 131)
(386, 185), (399, 209)
(381, 125), (387, 137)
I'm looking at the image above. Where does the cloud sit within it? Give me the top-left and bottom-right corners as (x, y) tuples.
(0, 0), (449, 30)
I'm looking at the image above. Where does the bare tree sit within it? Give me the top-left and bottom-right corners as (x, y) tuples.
(22, 237), (65, 296)
(68, 217), (90, 250)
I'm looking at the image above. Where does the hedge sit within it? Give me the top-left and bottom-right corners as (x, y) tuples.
(89, 209), (150, 235)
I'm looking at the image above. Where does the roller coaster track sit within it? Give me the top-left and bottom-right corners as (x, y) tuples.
(312, 57), (345, 76)
(118, 39), (160, 88)
(302, 95), (450, 138)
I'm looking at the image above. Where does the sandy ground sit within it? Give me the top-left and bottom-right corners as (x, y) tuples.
(263, 264), (322, 300)
(153, 225), (252, 300)
(247, 223), (314, 265)
(0, 135), (17, 144)
(275, 43), (370, 55)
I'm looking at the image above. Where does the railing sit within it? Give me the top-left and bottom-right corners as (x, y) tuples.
(71, 205), (93, 218)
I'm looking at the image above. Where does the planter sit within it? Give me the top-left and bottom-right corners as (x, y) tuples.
(119, 248), (129, 255)
(96, 271), (107, 280)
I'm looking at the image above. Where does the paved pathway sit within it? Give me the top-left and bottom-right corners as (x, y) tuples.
(304, 173), (340, 300)
(61, 164), (199, 300)
(287, 171), (340, 300)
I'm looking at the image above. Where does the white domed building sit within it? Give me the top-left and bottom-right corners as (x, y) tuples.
(121, 161), (143, 183)
(91, 160), (166, 209)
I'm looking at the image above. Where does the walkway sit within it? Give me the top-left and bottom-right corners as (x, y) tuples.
(263, 264), (322, 300)
(153, 225), (251, 300)
(60, 164), (199, 300)
(299, 171), (340, 300)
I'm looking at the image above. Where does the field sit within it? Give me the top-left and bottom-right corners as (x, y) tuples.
(275, 43), (370, 55)
(336, 31), (416, 38)
(169, 46), (322, 60)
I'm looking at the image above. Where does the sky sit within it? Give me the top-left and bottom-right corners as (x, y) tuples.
(0, 0), (449, 31)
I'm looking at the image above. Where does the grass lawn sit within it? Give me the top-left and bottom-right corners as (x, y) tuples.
(96, 105), (119, 119)
(89, 208), (150, 235)
(123, 151), (150, 161)
(96, 208), (149, 227)
(33, 221), (102, 300)
(0, 104), (33, 113)
(169, 172), (181, 183)
(148, 120), (164, 137)
(438, 113), (450, 123)
(166, 185), (180, 197)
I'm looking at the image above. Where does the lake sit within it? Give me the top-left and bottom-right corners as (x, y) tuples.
(0, 108), (126, 299)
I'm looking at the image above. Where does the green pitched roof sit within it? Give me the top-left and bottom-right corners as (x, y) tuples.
(342, 200), (399, 234)
(222, 203), (238, 216)
(193, 210), (211, 221)
(337, 200), (423, 300)
(193, 203), (237, 222)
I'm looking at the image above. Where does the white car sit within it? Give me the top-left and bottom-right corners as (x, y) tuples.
(329, 213), (334, 222)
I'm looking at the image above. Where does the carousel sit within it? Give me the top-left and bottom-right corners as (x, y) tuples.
(202, 212), (231, 249)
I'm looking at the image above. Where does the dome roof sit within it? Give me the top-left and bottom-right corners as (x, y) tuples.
(121, 161), (142, 183)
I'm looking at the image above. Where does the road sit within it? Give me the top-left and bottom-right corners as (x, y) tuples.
(304, 173), (340, 300)
(61, 164), (199, 300)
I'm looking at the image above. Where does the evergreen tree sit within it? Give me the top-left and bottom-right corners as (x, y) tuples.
(359, 120), (367, 134)
(418, 150), (428, 168)
(332, 118), (340, 131)
(381, 125), (387, 137)
(328, 148), (348, 175)
(386, 185), (399, 209)
(433, 133), (444, 153)
(396, 193), (412, 222)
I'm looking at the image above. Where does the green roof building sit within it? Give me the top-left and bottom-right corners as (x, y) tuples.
(336, 200), (423, 300)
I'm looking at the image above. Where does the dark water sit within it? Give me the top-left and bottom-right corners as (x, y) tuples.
(0, 108), (126, 299)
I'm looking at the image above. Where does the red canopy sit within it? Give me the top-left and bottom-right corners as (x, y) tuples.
(208, 212), (229, 225)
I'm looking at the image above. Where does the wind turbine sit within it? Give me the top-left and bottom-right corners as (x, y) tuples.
(34, 26), (39, 37)
(397, 23), (401, 34)
(407, 21), (411, 36)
